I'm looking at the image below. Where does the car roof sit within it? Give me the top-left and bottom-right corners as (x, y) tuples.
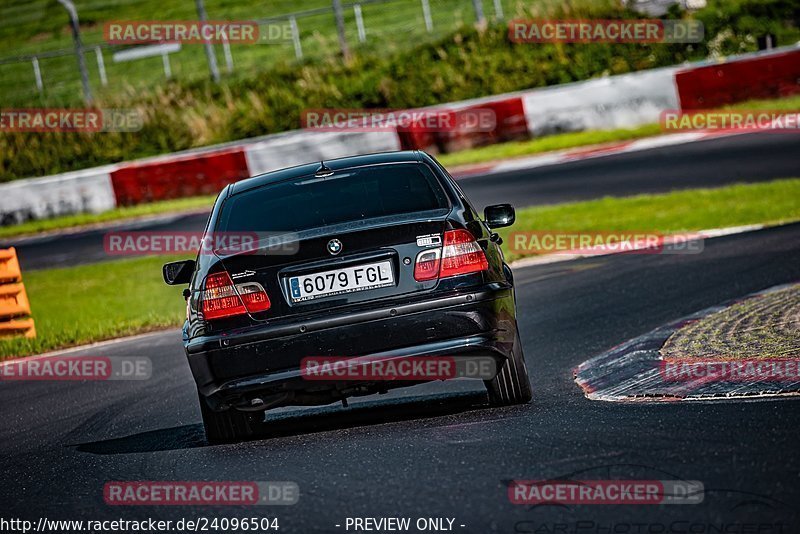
(229, 150), (426, 196)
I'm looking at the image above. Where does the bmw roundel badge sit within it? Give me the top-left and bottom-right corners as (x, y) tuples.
(327, 239), (343, 255)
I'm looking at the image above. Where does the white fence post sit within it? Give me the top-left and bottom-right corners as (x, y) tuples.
(421, 0), (433, 32)
(95, 47), (108, 86)
(161, 51), (172, 78)
(492, 0), (504, 20)
(221, 31), (234, 73)
(354, 5), (366, 43)
(290, 16), (303, 59)
(32, 56), (43, 92)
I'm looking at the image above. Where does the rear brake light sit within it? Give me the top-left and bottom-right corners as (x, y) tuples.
(413, 229), (488, 281)
(440, 229), (489, 278)
(202, 272), (270, 319)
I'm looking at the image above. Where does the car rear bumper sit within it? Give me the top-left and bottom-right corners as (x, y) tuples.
(186, 283), (517, 410)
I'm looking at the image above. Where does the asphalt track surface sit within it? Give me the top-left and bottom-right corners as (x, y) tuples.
(6, 131), (800, 271)
(2, 222), (800, 532)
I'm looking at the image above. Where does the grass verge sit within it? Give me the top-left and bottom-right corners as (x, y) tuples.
(0, 195), (215, 240)
(438, 124), (663, 168)
(0, 126), (662, 240)
(439, 93), (800, 168)
(0, 255), (186, 361)
(499, 178), (800, 262)
(1, 177), (798, 360)
(4, 94), (799, 240)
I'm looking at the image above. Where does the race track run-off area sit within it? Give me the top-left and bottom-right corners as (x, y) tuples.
(2, 219), (799, 530)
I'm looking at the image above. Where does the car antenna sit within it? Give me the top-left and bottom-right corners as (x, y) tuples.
(315, 161), (334, 178)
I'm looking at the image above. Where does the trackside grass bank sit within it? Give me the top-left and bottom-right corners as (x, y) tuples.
(1, 178), (798, 360)
(0, 125), (662, 240)
(0, 196), (215, 240)
(499, 178), (800, 263)
(3, 0), (796, 181)
(4, 91), (799, 240)
(0, 255), (186, 361)
(438, 94), (800, 168)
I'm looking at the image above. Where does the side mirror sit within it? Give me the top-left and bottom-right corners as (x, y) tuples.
(162, 260), (195, 285)
(484, 204), (515, 228)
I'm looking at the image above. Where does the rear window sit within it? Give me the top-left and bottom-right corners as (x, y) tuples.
(217, 163), (450, 232)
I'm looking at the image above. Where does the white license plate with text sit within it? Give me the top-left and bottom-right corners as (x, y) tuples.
(289, 260), (394, 302)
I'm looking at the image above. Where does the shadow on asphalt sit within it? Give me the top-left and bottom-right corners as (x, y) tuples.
(74, 391), (492, 454)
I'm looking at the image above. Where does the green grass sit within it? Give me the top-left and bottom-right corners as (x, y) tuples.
(0, 195), (215, 239)
(438, 94), (800, 168)
(1, 0), (796, 181)
(2, 91), (798, 240)
(438, 124), (663, 168)
(0, 0), (519, 107)
(0, 126), (666, 239)
(661, 284), (800, 360)
(0, 255), (187, 360)
(720, 93), (800, 112)
(2, 177), (798, 360)
(498, 178), (800, 263)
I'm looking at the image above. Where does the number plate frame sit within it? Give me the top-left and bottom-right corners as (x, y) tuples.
(288, 260), (395, 302)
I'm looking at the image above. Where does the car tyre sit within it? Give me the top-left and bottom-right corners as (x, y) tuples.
(485, 331), (532, 406)
(198, 392), (262, 443)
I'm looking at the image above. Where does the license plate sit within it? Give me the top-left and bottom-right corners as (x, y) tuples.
(289, 260), (394, 302)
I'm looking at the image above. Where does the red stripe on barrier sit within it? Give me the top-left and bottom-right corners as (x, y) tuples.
(397, 97), (528, 152)
(110, 148), (250, 206)
(676, 49), (800, 110)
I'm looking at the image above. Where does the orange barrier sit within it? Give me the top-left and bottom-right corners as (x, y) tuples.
(0, 248), (35, 338)
(0, 318), (36, 339)
(0, 247), (22, 283)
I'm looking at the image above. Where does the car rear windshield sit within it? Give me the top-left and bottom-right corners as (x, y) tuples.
(216, 163), (450, 233)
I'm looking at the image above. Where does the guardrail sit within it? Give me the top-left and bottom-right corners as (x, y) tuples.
(0, 248), (36, 339)
(0, 45), (797, 225)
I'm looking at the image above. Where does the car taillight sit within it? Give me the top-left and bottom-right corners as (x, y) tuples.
(440, 229), (489, 277)
(414, 229), (488, 281)
(202, 272), (270, 319)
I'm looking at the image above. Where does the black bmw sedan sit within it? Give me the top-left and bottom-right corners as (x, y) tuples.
(163, 150), (531, 442)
